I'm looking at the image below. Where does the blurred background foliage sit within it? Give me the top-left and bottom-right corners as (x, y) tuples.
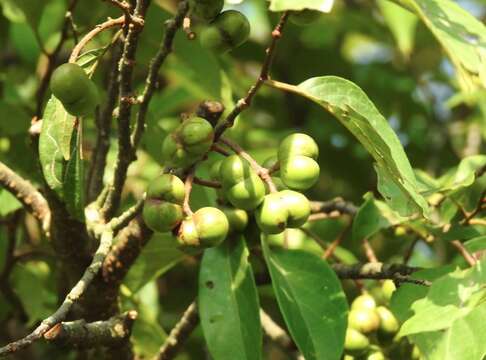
(0, 0), (485, 358)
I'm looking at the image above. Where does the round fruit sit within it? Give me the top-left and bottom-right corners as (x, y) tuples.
(220, 155), (252, 187)
(278, 133), (319, 161)
(256, 193), (288, 234)
(225, 174), (266, 210)
(209, 160), (223, 180)
(344, 328), (369, 356)
(280, 155), (320, 190)
(382, 280), (396, 302)
(178, 207), (229, 248)
(179, 117), (214, 155)
(146, 174), (185, 204)
(348, 308), (380, 334)
(190, 0), (223, 22)
(222, 207), (248, 233)
(289, 9), (321, 25)
(280, 190), (310, 227)
(351, 294), (377, 311)
(376, 306), (399, 334)
(161, 134), (198, 168)
(50, 63), (99, 116)
(200, 10), (251, 53)
(143, 200), (183, 233)
(367, 351), (386, 360)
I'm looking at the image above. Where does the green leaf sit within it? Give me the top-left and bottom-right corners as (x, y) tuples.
(465, 235), (486, 254)
(199, 236), (262, 360)
(124, 233), (184, 293)
(0, 0), (46, 29)
(396, 0), (486, 92)
(76, 44), (113, 77)
(269, 0), (334, 12)
(270, 76), (429, 217)
(438, 155), (486, 193)
(62, 128), (85, 220)
(377, 0), (418, 57)
(261, 238), (348, 360)
(0, 189), (22, 217)
(399, 260), (486, 336)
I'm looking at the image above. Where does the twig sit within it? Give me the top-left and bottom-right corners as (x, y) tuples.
(451, 240), (477, 266)
(362, 238), (378, 263)
(211, 144), (230, 156)
(193, 177), (221, 189)
(461, 189), (486, 225)
(109, 198), (145, 234)
(323, 222), (351, 259)
(131, 0), (190, 149)
(299, 227), (328, 250)
(402, 237), (419, 264)
(219, 137), (277, 193)
(310, 198), (358, 216)
(44, 311), (137, 347)
(0, 161), (50, 232)
(214, 11), (290, 139)
(183, 169), (195, 216)
(103, 0), (132, 22)
(155, 301), (199, 360)
(260, 309), (294, 350)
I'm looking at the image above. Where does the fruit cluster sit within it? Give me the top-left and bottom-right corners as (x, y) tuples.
(190, 0), (250, 53)
(143, 110), (321, 252)
(50, 63), (99, 116)
(344, 281), (419, 360)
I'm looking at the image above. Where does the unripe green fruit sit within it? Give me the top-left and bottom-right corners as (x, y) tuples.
(178, 207), (229, 249)
(280, 190), (310, 228)
(209, 160), (223, 180)
(179, 117), (214, 155)
(268, 177), (287, 192)
(190, 0), (223, 22)
(143, 200), (183, 233)
(351, 294), (377, 311)
(376, 306), (399, 334)
(200, 10), (250, 53)
(278, 133), (319, 161)
(367, 351), (386, 360)
(146, 174), (185, 204)
(220, 155), (252, 187)
(344, 328), (369, 356)
(382, 280), (396, 302)
(161, 134), (198, 168)
(225, 174), (266, 210)
(50, 63), (99, 116)
(348, 308), (380, 334)
(289, 10), (321, 25)
(222, 207), (248, 233)
(411, 346), (421, 359)
(280, 155), (320, 190)
(256, 193), (288, 234)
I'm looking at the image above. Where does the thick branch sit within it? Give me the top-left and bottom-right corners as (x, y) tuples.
(0, 161), (50, 231)
(44, 311), (137, 348)
(155, 301), (199, 360)
(310, 198), (358, 216)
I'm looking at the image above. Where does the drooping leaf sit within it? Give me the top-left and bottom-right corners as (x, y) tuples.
(394, 0), (486, 92)
(261, 238), (348, 360)
(199, 236), (262, 360)
(269, 0), (334, 13)
(124, 233), (184, 293)
(62, 128), (85, 220)
(270, 76), (429, 217)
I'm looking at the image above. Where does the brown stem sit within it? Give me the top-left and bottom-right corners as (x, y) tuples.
(310, 198), (358, 216)
(214, 12), (290, 139)
(451, 240), (477, 266)
(363, 238), (378, 263)
(323, 222), (351, 259)
(260, 309), (296, 351)
(183, 169), (195, 216)
(193, 177), (221, 189)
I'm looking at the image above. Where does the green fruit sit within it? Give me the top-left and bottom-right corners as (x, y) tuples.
(262, 155), (279, 171)
(278, 133), (319, 161)
(146, 174), (185, 204)
(161, 134), (198, 168)
(382, 280), (396, 302)
(143, 200), (183, 233)
(367, 351), (386, 360)
(220, 155), (253, 187)
(351, 294), (377, 311)
(225, 174), (266, 210)
(289, 9), (321, 25)
(190, 0), (223, 22)
(411, 345), (421, 359)
(280, 155), (320, 190)
(179, 117), (214, 155)
(280, 190), (310, 227)
(200, 10), (250, 53)
(348, 308), (380, 334)
(222, 207), (248, 233)
(178, 207), (229, 248)
(344, 328), (369, 356)
(268, 177), (287, 192)
(256, 193), (288, 234)
(376, 306), (399, 334)
(209, 160), (223, 180)
(50, 63), (99, 116)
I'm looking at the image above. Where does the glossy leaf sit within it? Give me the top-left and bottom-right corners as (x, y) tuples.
(62, 128), (84, 220)
(199, 236), (262, 360)
(262, 238), (348, 360)
(438, 155), (486, 193)
(271, 76), (429, 217)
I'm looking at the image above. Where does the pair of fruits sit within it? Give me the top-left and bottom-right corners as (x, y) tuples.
(50, 63), (99, 116)
(344, 282), (399, 359)
(161, 116), (214, 168)
(191, 0), (250, 54)
(143, 174), (229, 249)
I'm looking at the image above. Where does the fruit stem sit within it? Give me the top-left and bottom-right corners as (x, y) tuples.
(193, 177), (222, 189)
(219, 137), (278, 193)
(183, 169), (195, 216)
